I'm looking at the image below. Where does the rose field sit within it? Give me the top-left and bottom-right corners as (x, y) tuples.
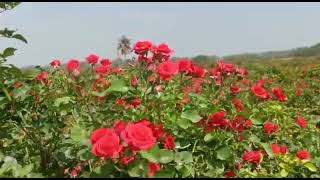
(1, 2), (320, 179)
(1, 40), (320, 178)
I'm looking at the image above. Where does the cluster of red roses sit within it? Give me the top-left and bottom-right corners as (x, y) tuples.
(223, 147), (311, 178)
(195, 111), (310, 178)
(132, 41), (248, 83)
(114, 98), (142, 109)
(33, 40), (316, 178)
(90, 119), (175, 177)
(196, 111), (252, 134)
(251, 81), (288, 102)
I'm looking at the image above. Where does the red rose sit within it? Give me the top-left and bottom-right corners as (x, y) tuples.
(157, 61), (178, 81)
(236, 67), (248, 77)
(230, 85), (241, 94)
(115, 99), (126, 106)
(296, 150), (311, 160)
(231, 117), (245, 132)
(244, 120), (252, 128)
(131, 98), (141, 108)
(148, 162), (161, 178)
(114, 120), (127, 136)
(177, 59), (193, 74)
(90, 128), (109, 145)
(131, 76), (139, 88)
(209, 68), (220, 78)
(50, 59), (61, 68)
(70, 168), (80, 178)
(96, 65), (111, 76)
(215, 75), (224, 86)
(91, 128), (123, 159)
(67, 59), (81, 75)
(112, 67), (122, 75)
(92, 78), (110, 91)
(224, 170), (236, 178)
(272, 87), (288, 102)
(242, 79), (251, 87)
(296, 116), (308, 128)
(231, 117), (251, 132)
(295, 88), (304, 96)
(263, 122), (279, 135)
(163, 133), (175, 150)
(133, 41), (154, 55)
(136, 119), (164, 141)
(36, 71), (48, 82)
(209, 111), (230, 129)
(86, 54), (99, 65)
(152, 43), (173, 57)
(271, 144), (281, 155)
(121, 122), (156, 150)
(280, 146), (289, 155)
(217, 61), (236, 74)
(251, 84), (270, 100)
(100, 59), (111, 66)
(120, 156), (136, 166)
(242, 151), (263, 164)
(150, 124), (165, 141)
(209, 111), (227, 126)
(192, 65), (207, 78)
(137, 119), (152, 127)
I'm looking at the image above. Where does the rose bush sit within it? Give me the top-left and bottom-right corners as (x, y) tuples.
(0, 40), (320, 178)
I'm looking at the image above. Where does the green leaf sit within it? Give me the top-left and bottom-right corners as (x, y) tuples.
(181, 110), (202, 123)
(204, 133), (215, 142)
(2, 47), (17, 58)
(175, 151), (193, 164)
(204, 167), (225, 178)
(91, 91), (107, 97)
(106, 78), (128, 93)
(127, 160), (148, 177)
(158, 149), (174, 164)
(260, 143), (274, 158)
(139, 147), (174, 164)
(280, 169), (288, 177)
(70, 125), (89, 145)
(216, 146), (231, 160)
(139, 146), (160, 163)
(204, 132), (233, 143)
(54, 96), (73, 107)
(177, 118), (192, 129)
(154, 169), (174, 178)
(12, 85), (31, 100)
(304, 162), (317, 172)
(20, 164), (33, 176)
(12, 34), (27, 44)
(91, 163), (117, 178)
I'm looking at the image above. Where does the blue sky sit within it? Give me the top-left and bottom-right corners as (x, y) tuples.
(1, 2), (320, 67)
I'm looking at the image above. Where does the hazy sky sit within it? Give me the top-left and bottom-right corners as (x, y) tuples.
(1, 2), (320, 67)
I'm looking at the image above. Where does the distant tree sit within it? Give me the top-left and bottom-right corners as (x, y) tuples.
(117, 36), (131, 61)
(1, 2), (27, 101)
